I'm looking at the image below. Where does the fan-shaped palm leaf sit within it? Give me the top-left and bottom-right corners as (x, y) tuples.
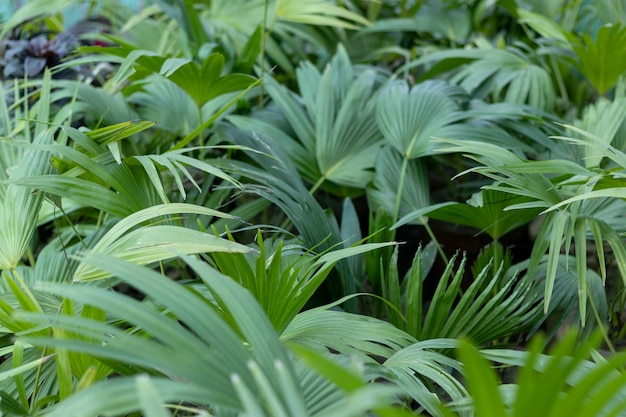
(23, 255), (286, 413)
(434, 136), (625, 324)
(383, 247), (542, 344)
(394, 189), (542, 241)
(383, 339), (468, 417)
(211, 231), (394, 333)
(448, 332), (626, 417)
(573, 23), (626, 96)
(402, 46), (556, 110)
(73, 203), (250, 281)
(235, 45), (383, 193)
(376, 80), (461, 160)
(215, 125), (371, 310)
(23, 254), (413, 416)
(0, 71), (58, 271)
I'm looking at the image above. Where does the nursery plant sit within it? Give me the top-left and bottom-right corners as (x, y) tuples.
(1, 0), (626, 416)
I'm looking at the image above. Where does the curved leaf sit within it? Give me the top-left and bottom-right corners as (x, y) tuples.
(74, 203), (250, 281)
(377, 80), (460, 159)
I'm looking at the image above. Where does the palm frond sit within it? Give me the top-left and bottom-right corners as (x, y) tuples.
(73, 203), (250, 281)
(212, 230), (394, 333)
(394, 189), (541, 241)
(383, 339), (468, 417)
(244, 45), (383, 191)
(214, 125), (365, 311)
(573, 23), (626, 95)
(367, 145), (430, 222)
(447, 332), (626, 417)
(386, 249), (542, 344)
(23, 256), (278, 412)
(401, 46), (556, 110)
(376, 80), (460, 159)
(132, 146), (243, 203)
(0, 71), (58, 271)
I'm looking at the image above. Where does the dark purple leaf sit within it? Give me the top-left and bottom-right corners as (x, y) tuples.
(24, 56), (46, 76)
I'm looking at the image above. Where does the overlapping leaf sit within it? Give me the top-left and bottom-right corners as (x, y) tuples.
(73, 203), (250, 281)
(235, 45), (383, 192)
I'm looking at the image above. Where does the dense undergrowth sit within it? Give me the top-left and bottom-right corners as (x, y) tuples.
(1, 0), (626, 415)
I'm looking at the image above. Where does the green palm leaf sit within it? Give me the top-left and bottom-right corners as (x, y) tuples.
(376, 80), (460, 159)
(449, 332), (626, 417)
(574, 23), (626, 96)
(367, 145), (430, 222)
(402, 47), (555, 110)
(207, 0), (367, 33)
(87, 39), (256, 107)
(212, 231), (394, 333)
(74, 203), (250, 281)
(215, 126), (367, 310)
(384, 339), (467, 417)
(394, 189), (542, 241)
(243, 45), (383, 192)
(24, 256), (278, 413)
(0, 71), (57, 271)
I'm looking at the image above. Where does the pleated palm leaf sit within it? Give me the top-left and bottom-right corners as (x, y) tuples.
(7, 114), (257, 283)
(434, 134), (626, 325)
(0, 226), (118, 415)
(197, 0), (369, 73)
(73, 203), (250, 282)
(13, 117), (244, 213)
(431, 86), (626, 326)
(401, 45), (556, 111)
(517, 255), (608, 341)
(18, 255), (421, 416)
(572, 22), (626, 96)
(10, 119), (161, 216)
(394, 189), (541, 244)
(446, 331), (626, 417)
(567, 88), (626, 167)
(229, 44), (384, 195)
(508, 4), (626, 100)
(214, 125), (368, 310)
(83, 38), (256, 111)
(369, 78), (476, 262)
(378, 246), (542, 346)
(0, 72), (57, 271)
(284, 308), (470, 417)
(210, 231), (394, 333)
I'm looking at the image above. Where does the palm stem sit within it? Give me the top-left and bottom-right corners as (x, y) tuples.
(587, 285), (616, 357)
(493, 238), (500, 280)
(394, 155), (448, 263)
(423, 220), (448, 264)
(196, 106), (204, 147)
(10, 268), (42, 313)
(392, 156), (409, 222)
(258, 0), (270, 109)
(309, 175), (326, 196)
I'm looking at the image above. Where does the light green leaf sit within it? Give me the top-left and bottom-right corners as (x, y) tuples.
(458, 340), (507, 417)
(377, 80), (460, 159)
(0, 0), (75, 38)
(74, 203), (250, 281)
(574, 23), (626, 95)
(545, 211), (568, 314)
